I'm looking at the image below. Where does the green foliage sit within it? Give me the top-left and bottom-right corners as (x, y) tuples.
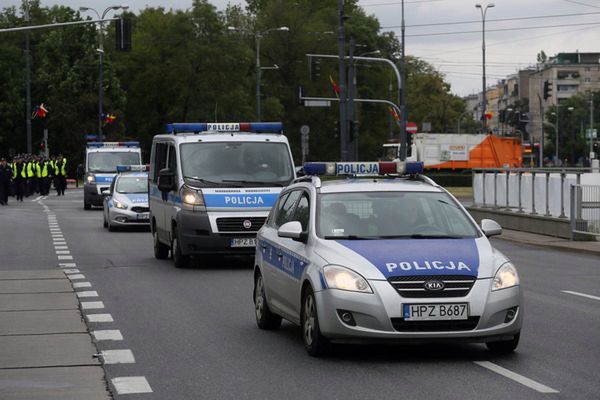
(0, 0), (468, 166)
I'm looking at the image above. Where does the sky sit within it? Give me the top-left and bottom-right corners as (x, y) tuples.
(4, 0), (600, 97)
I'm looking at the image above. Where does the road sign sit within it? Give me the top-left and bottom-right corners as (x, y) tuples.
(586, 129), (597, 139)
(300, 125), (310, 135)
(304, 100), (331, 107)
(406, 122), (418, 133)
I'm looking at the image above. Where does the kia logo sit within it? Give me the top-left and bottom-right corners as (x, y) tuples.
(424, 280), (445, 291)
(243, 220), (252, 229)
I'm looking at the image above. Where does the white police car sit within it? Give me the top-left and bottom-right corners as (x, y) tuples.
(253, 161), (522, 357)
(103, 165), (150, 231)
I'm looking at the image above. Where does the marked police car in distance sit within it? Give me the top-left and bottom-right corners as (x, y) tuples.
(103, 165), (150, 232)
(253, 161), (522, 357)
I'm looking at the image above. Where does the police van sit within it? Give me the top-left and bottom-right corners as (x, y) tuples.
(149, 122), (296, 268)
(84, 142), (142, 210)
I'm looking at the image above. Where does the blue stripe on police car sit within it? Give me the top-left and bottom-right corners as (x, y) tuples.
(204, 193), (278, 208)
(335, 238), (480, 277)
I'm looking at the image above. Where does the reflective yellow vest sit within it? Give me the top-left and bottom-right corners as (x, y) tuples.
(26, 162), (35, 178)
(41, 162), (49, 178)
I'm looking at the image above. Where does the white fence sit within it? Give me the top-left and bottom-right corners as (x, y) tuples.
(472, 169), (600, 219)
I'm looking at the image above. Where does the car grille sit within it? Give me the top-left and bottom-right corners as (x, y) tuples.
(131, 206), (149, 213)
(388, 275), (476, 298)
(216, 217), (266, 232)
(391, 317), (480, 332)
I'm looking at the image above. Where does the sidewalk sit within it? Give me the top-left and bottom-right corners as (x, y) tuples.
(494, 228), (600, 256)
(0, 269), (110, 400)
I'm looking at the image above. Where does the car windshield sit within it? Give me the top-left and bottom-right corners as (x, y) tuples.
(317, 191), (479, 239)
(88, 152), (141, 173)
(116, 176), (148, 194)
(180, 142), (294, 187)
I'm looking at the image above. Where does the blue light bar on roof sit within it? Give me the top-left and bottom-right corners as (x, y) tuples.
(166, 122), (283, 134)
(87, 141), (140, 148)
(116, 165), (148, 173)
(302, 161), (424, 176)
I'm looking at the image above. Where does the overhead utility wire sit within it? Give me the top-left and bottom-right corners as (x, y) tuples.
(563, 0), (600, 9)
(383, 11), (600, 29)
(362, 0), (444, 6)
(405, 20), (600, 37)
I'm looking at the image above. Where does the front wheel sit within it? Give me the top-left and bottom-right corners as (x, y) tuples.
(153, 228), (169, 259)
(254, 272), (282, 330)
(301, 286), (331, 357)
(486, 332), (520, 353)
(171, 232), (189, 268)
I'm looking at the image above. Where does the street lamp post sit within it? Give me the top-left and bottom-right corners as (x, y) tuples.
(228, 26), (288, 122)
(79, 4), (129, 142)
(475, 3), (494, 132)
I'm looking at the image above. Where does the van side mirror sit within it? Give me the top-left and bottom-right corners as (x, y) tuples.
(157, 168), (175, 192)
(481, 219), (502, 237)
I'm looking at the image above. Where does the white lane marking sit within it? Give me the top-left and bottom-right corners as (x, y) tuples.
(58, 255), (73, 260)
(53, 241), (66, 245)
(76, 291), (98, 298)
(54, 246), (69, 250)
(55, 250), (71, 255)
(81, 301), (104, 310)
(68, 274), (86, 280)
(100, 349), (135, 364)
(562, 290), (600, 302)
(63, 268), (80, 274)
(32, 196), (43, 202)
(474, 361), (559, 393)
(87, 313), (114, 323)
(73, 282), (92, 288)
(111, 377), (153, 394)
(92, 330), (123, 341)
(58, 263), (76, 268)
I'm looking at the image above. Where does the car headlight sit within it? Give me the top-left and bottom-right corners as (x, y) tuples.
(113, 200), (128, 210)
(180, 186), (204, 206)
(323, 265), (372, 293)
(86, 174), (95, 184)
(492, 262), (519, 291)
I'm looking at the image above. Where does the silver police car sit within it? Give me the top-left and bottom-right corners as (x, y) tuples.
(103, 166), (150, 231)
(253, 161), (522, 357)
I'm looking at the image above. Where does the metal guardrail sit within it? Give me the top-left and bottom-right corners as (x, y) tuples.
(571, 184), (600, 236)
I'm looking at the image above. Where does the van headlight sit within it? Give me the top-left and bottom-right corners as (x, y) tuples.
(180, 186), (204, 206)
(323, 265), (372, 293)
(492, 262), (519, 291)
(86, 174), (95, 184)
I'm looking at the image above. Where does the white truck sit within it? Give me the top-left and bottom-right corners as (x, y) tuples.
(83, 141), (142, 210)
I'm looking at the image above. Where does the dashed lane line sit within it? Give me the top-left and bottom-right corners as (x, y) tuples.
(76, 291), (98, 298)
(68, 274), (86, 281)
(81, 301), (104, 310)
(111, 377), (153, 395)
(562, 290), (600, 302)
(87, 314), (114, 323)
(474, 361), (559, 394)
(100, 350), (135, 364)
(73, 282), (92, 289)
(92, 330), (123, 341)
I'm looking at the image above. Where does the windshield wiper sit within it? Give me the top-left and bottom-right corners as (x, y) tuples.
(183, 176), (231, 186)
(323, 235), (377, 240)
(221, 179), (285, 187)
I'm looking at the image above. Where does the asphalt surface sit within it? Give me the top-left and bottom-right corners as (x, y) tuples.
(2, 189), (600, 399)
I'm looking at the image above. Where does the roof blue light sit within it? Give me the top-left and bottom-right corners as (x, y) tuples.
(166, 122), (283, 134)
(116, 165), (148, 173)
(405, 161), (424, 174)
(87, 141), (140, 148)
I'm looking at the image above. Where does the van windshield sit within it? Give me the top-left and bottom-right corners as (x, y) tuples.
(88, 152), (141, 173)
(180, 142), (294, 187)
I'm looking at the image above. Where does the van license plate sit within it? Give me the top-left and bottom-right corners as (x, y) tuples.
(403, 303), (468, 321)
(230, 238), (256, 248)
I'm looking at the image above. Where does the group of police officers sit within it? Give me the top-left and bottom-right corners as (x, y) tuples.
(0, 154), (68, 205)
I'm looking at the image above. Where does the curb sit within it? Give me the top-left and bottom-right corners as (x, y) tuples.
(494, 235), (600, 257)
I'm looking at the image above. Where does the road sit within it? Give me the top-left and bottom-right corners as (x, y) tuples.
(2, 189), (599, 399)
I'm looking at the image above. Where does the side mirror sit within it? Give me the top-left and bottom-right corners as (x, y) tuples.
(100, 187), (111, 195)
(481, 219), (502, 237)
(278, 221), (306, 242)
(295, 166), (305, 177)
(157, 168), (175, 192)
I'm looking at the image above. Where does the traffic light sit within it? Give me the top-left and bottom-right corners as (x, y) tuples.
(543, 80), (552, 101)
(115, 18), (132, 51)
(309, 57), (321, 81)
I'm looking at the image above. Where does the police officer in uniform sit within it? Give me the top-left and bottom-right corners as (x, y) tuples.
(55, 154), (67, 196)
(0, 158), (12, 205)
(12, 157), (26, 202)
